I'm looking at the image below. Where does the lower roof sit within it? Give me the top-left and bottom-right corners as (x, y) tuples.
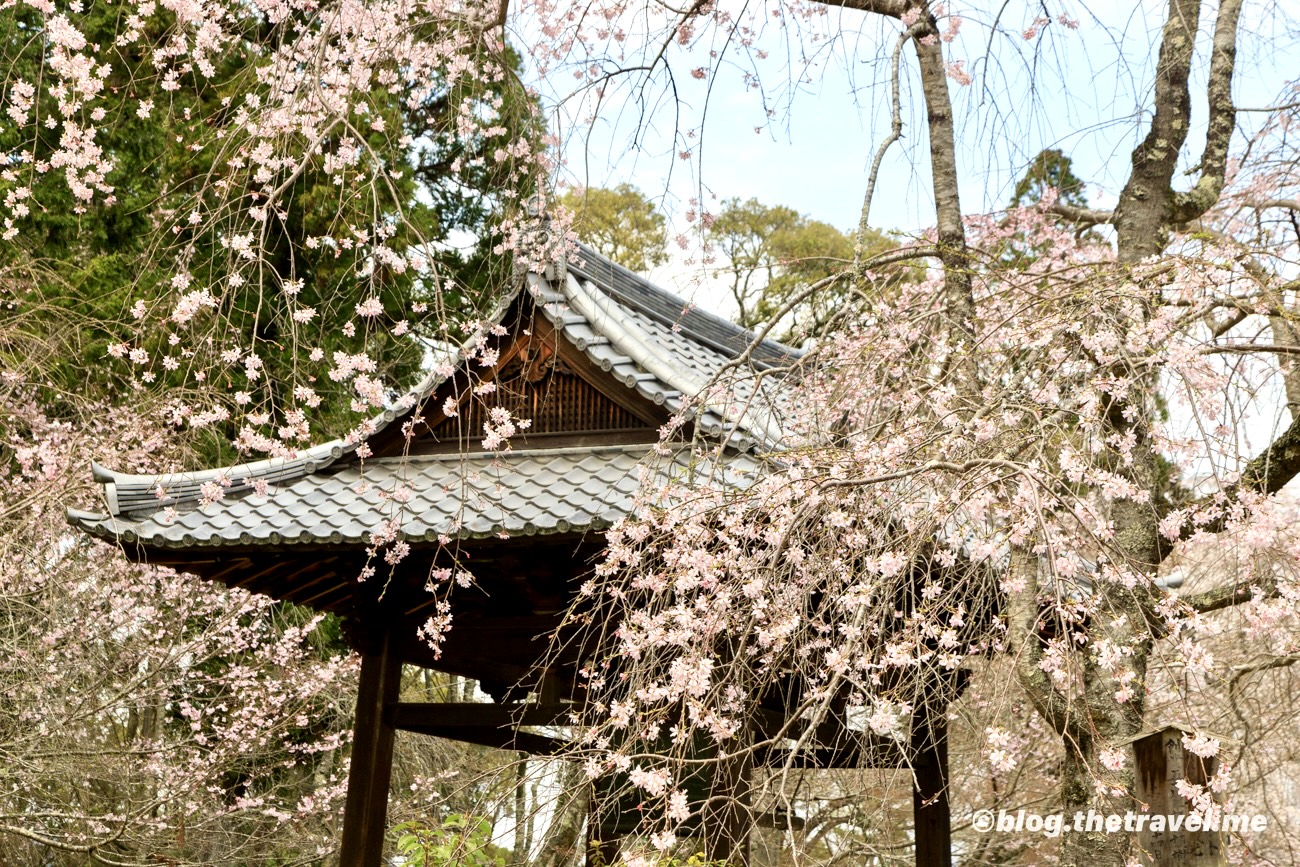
(68, 443), (762, 552)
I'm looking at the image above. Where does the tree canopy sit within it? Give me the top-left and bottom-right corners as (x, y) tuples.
(559, 184), (671, 272)
(1010, 148), (1090, 209)
(706, 197), (902, 340)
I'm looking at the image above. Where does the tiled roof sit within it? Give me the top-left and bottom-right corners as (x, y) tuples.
(69, 445), (761, 549)
(536, 245), (796, 450)
(68, 246), (794, 548)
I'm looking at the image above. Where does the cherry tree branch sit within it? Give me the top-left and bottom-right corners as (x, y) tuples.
(1171, 0), (1245, 223)
(485, 0), (509, 31)
(911, 25), (973, 332)
(1115, 0), (1202, 259)
(1005, 549), (1078, 738)
(1185, 574), (1277, 614)
(1234, 101), (1300, 113)
(855, 22), (924, 271)
(1046, 201), (1114, 226)
(1168, 413), (1300, 557)
(1230, 653), (1300, 687)
(811, 0), (907, 15)
(1249, 198), (1300, 211)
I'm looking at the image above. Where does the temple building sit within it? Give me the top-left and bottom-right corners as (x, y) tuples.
(69, 248), (954, 866)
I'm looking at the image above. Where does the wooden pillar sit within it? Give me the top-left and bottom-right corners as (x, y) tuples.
(1133, 726), (1223, 867)
(912, 712), (951, 867)
(339, 626), (403, 866)
(702, 726), (753, 867)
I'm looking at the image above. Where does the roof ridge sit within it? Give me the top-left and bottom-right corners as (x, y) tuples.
(562, 271), (787, 446)
(567, 242), (802, 367)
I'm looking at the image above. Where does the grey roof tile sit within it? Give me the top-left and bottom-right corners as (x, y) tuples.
(70, 445), (765, 549)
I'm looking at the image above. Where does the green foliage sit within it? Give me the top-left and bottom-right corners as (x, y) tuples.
(0, 6), (536, 448)
(707, 197), (902, 341)
(560, 184), (670, 271)
(394, 814), (510, 867)
(587, 849), (732, 867)
(1010, 148), (1089, 209)
(999, 149), (1098, 268)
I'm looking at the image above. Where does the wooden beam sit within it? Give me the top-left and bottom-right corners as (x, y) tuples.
(398, 724), (566, 755)
(226, 560), (286, 591)
(339, 625), (403, 866)
(752, 743), (907, 769)
(389, 702), (573, 729)
(295, 579), (357, 612)
(388, 702), (570, 754)
(202, 558), (256, 585)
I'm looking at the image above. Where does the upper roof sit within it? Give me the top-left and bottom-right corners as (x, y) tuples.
(68, 244), (797, 551)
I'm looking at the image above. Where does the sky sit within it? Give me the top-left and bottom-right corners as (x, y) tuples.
(521, 0), (1296, 312)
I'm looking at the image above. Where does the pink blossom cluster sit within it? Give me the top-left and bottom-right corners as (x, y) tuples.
(0, 0), (558, 460)
(0, 388), (361, 859)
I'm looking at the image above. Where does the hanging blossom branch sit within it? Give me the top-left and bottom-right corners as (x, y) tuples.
(555, 181), (1300, 850)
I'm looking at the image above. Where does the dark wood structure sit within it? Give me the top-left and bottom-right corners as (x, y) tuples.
(70, 248), (959, 866)
(1128, 725), (1225, 867)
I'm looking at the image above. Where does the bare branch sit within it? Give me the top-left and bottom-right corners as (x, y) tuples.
(1200, 344), (1300, 357)
(1233, 101), (1300, 113)
(1248, 198), (1300, 211)
(1207, 307), (1248, 338)
(1046, 201), (1114, 226)
(855, 23), (924, 271)
(1230, 653), (1300, 687)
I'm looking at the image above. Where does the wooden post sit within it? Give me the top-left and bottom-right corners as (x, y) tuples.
(1132, 726), (1223, 867)
(912, 712), (951, 867)
(702, 726), (753, 867)
(339, 625), (403, 866)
